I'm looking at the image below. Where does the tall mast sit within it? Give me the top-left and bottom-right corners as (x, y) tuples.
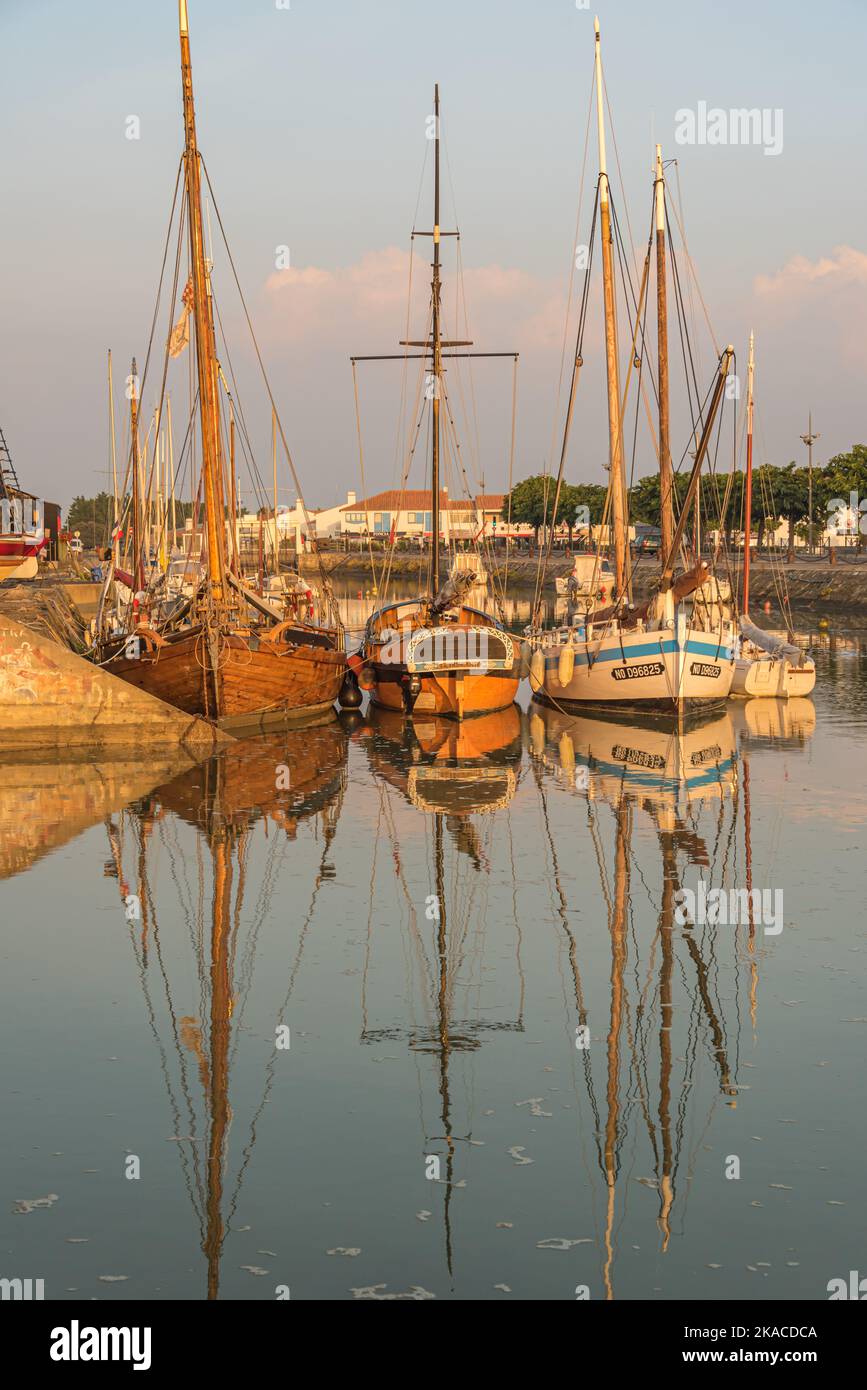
(130, 356), (142, 591)
(594, 18), (628, 599)
(654, 145), (674, 569)
(742, 331), (755, 616)
(178, 0), (226, 604)
(272, 408), (279, 578)
(108, 350), (119, 567)
(167, 394), (177, 556)
(431, 83), (442, 596)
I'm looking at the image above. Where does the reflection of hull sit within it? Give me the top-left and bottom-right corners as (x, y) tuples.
(730, 695), (817, 744)
(366, 703), (522, 814)
(532, 703), (737, 808)
(0, 747), (196, 881)
(730, 653), (816, 699)
(103, 625), (345, 730)
(155, 715), (347, 831)
(534, 617), (734, 714)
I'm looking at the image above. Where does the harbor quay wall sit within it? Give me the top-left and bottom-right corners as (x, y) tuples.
(301, 552), (867, 612)
(0, 613), (231, 750)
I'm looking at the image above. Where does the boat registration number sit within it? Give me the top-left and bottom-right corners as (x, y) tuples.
(612, 745), (666, 769)
(690, 661), (721, 678)
(612, 660), (664, 681)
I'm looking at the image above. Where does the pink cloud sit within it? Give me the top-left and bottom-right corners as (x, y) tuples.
(753, 244), (867, 372)
(262, 246), (568, 351)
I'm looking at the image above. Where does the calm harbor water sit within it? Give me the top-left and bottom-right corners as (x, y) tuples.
(2, 608), (865, 1302)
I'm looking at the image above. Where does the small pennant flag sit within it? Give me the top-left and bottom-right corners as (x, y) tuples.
(168, 276), (194, 357)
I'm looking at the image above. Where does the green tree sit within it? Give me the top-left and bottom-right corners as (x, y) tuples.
(67, 493), (115, 550)
(502, 475), (550, 547)
(816, 445), (867, 550)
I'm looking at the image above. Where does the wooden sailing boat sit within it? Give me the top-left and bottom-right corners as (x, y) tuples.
(531, 22), (735, 715)
(351, 86), (519, 720)
(99, 1), (345, 730)
(730, 333), (816, 698)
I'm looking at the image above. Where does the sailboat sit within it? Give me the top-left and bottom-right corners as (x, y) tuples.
(350, 86), (520, 720)
(530, 22), (735, 716)
(0, 426), (47, 580)
(97, 1), (345, 731)
(730, 334), (816, 698)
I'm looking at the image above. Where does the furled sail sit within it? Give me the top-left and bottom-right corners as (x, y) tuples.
(739, 616), (806, 666)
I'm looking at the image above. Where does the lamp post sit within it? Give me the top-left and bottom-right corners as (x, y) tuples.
(800, 414), (820, 552)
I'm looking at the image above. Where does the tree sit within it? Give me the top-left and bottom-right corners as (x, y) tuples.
(816, 446), (867, 550)
(568, 483), (608, 543)
(66, 493), (197, 551)
(67, 493), (115, 550)
(502, 475), (550, 547)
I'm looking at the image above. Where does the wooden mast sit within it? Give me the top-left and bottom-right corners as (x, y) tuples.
(654, 145), (674, 569)
(742, 331), (755, 616)
(108, 350), (119, 567)
(130, 357), (142, 591)
(167, 394), (177, 557)
(178, 0), (226, 606)
(431, 83), (442, 597)
(272, 408), (279, 578)
(594, 19), (628, 600)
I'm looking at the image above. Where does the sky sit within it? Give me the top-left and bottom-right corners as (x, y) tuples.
(1, 0), (865, 514)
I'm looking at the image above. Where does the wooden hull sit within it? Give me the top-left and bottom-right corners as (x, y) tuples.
(360, 601), (519, 720)
(370, 665), (518, 719)
(103, 626), (345, 729)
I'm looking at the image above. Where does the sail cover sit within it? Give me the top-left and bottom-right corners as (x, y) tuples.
(739, 616), (806, 666)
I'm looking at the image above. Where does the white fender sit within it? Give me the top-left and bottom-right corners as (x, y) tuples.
(557, 644), (575, 688)
(530, 648), (546, 691)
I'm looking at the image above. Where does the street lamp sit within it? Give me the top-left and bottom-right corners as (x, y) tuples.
(800, 414), (820, 552)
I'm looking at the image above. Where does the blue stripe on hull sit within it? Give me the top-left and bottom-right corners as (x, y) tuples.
(544, 635), (732, 670)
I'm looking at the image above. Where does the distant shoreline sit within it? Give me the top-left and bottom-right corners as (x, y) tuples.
(301, 551), (867, 611)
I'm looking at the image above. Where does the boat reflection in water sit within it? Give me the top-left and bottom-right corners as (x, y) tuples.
(103, 716), (347, 1298)
(0, 748), (197, 882)
(530, 703), (754, 1297)
(730, 695), (817, 747)
(364, 703), (523, 817)
(359, 704), (525, 1277)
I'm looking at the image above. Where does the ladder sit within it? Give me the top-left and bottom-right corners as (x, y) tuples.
(0, 426), (21, 500)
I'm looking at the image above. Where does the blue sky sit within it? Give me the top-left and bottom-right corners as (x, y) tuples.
(1, 0), (865, 512)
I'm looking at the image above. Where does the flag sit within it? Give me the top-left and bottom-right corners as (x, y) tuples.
(168, 277), (194, 357)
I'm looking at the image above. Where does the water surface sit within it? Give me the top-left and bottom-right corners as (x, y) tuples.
(2, 614), (865, 1301)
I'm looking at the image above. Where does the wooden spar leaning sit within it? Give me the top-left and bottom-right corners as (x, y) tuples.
(658, 346), (734, 593)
